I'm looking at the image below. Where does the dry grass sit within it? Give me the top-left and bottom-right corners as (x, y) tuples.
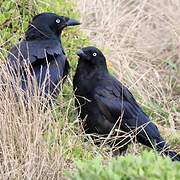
(75, 0), (180, 137)
(0, 52), (91, 178)
(0, 57), (62, 178)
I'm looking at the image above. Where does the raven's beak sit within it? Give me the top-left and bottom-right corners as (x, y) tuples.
(76, 50), (90, 60)
(76, 50), (85, 57)
(66, 18), (80, 26)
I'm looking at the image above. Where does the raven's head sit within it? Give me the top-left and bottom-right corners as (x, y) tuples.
(25, 12), (80, 40)
(76, 46), (108, 69)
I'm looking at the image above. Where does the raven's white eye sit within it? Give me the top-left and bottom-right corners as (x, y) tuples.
(93, 52), (97, 56)
(56, 19), (61, 23)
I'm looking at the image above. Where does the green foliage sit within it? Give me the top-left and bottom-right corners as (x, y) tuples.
(0, 0), (36, 50)
(67, 151), (180, 180)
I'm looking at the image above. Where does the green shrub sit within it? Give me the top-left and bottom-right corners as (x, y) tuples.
(67, 151), (180, 180)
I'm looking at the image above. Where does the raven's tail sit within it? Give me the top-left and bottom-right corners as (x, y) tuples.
(136, 125), (180, 162)
(156, 139), (180, 162)
(163, 149), (180, 162)
(126, 112), (180, 162)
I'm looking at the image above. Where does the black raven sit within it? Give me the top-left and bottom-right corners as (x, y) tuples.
(73, 46), (180, 161)
(7, 12), (80, 101)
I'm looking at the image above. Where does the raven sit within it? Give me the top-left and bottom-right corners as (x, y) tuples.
(7, 12), (80, 101)
(73, 46), (180, 161)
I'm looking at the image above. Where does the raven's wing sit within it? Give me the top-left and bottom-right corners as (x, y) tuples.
(7, 39), (69, 100)
(94, 76), (140, 122)
(32, 54), (69, 96)
(94, 76), (165, 149)
(8, 39), (65, 69)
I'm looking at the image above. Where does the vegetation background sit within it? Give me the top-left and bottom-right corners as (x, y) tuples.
(0, 0), (180, 179)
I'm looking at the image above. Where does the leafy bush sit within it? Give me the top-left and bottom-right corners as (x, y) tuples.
(67, 151), (180, 180)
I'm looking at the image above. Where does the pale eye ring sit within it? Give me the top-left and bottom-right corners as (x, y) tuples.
(56, 19), (61, 23)
(93, 52), (97, 56)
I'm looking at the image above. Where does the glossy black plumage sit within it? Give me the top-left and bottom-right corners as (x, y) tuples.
(73, 46), (180, 161)
(7, 12), (80, 101)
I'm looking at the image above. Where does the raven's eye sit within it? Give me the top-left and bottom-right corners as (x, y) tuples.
(56, 19), (61, 23)
(93, 52), (97, 56)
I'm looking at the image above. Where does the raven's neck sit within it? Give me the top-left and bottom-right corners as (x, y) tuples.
(74, 64), (108, 97)
(77, 62), (108, 81)
(25, 24), (60, 41)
